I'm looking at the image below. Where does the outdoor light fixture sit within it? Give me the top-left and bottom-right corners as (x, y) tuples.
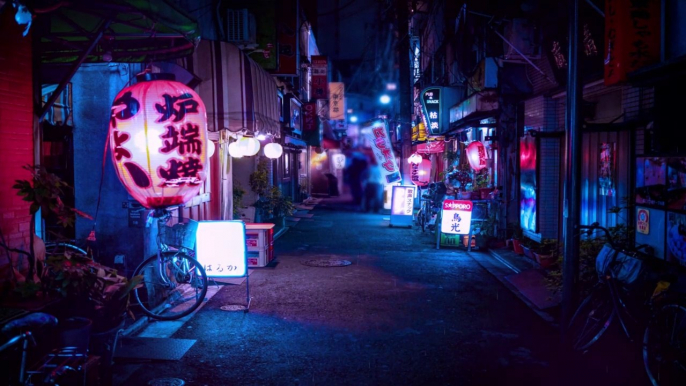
(350, 115), (358, 123)
(207, 140), (216, 158)
(238, 136), (260, 156)
(109, 74), (208, 209)
(466, 141), (488, 171)
(408, 153), (423, 164)
(228, 141), (243, 158)
(13, 1), (32, 37)
(379, 95), (391, 104)
(256, 133), (266, 140)
(263, 143), (283, 159)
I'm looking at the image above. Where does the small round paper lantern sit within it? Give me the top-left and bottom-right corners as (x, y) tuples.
(228, 141), (243, 158)
(264, 143), (283, 159)
(408, 153), (423, 164)
(238, 137), (260, 156)
(207, 140), (216, 158)
(109, 74), (207, 209)
(466, 141), (488, 171)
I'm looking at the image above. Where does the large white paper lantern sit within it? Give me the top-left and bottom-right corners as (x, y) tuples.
(264, 143), (283, 159)
(228, 141), (243, 158)
(238, 137), (260, 156)
(109, 74), (207, 209)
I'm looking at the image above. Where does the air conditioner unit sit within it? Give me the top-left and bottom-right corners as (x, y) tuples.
(226, 9), (257, 48)
(503, 18), (540, 61)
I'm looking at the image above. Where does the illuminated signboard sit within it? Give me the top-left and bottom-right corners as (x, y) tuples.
(362, 119), (401, 184)
(421, 87), (441, 135)
(195, 221), (247, 277)
(390, 185), (415, 227)
(441, 200), (473, 235)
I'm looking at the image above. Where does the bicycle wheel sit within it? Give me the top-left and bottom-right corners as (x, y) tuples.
(567, 283), (615, 351)
(643, 303), (686, 386)
(44, 242), (88, 257)
(132, 251), (208, 321)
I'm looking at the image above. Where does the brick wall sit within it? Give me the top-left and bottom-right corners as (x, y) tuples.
(0, 9), (34, 267)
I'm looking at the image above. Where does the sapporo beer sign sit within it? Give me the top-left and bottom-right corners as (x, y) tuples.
(441, 199), (473, 235)
(421, 87), (441, 135)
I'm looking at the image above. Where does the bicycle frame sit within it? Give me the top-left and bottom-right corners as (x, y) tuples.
(0, 331), (34, 384)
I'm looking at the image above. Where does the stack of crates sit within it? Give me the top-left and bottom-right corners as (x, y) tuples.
(245, 223), (275, 267)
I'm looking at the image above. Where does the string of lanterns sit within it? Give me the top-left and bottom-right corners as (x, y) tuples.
(228, 134), (283, 159)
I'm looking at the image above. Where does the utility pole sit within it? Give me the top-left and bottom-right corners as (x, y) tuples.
(396, 0), (412, 184)
(561, 0), (583, 333)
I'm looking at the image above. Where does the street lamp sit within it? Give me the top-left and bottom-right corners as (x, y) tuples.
(350, 115), (358, 123)
(379, 94), (391, 104)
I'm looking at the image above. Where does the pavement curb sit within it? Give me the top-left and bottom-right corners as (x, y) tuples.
(472, 248), (560, 328)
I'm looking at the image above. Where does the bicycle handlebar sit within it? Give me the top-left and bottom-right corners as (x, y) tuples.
(577, 222), (616, 249)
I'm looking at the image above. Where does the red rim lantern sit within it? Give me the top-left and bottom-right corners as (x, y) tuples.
(466, 141), (488, 171)
(109, 74), (208, 209)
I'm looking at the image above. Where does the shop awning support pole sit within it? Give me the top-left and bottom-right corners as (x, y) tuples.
(39, 19), (111, 121)
(561, 0), (583, 336)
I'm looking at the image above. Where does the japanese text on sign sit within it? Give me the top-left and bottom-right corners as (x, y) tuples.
(421, 88), (441, 135)
(441, 200), (473, 235)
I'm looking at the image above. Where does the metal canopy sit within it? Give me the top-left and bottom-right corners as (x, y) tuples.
(32, 0), (199, 64)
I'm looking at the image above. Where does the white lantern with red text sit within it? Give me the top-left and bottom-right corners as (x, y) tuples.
(466, 141), (488, 171)
(411, 159), (432, 187)
(109, 74), (207, 209)
(238, 136), (260, 156)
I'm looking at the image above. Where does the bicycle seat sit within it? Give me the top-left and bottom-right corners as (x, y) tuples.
(1, 312), (58, 336)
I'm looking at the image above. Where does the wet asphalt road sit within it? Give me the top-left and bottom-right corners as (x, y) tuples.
(112, 198), (650, 386)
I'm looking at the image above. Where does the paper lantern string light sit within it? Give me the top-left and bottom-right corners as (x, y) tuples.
(466, 141), (488, 171)
(109, 74), (208, 209)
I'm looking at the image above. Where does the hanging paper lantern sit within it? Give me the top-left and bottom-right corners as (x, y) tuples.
(264, 143), (283, 159)
(411, 159), (432, 187)
(238, 137), (260, 156)
(466, 141), (488, 171)
(408, 153), (423, 164)
(228, 141), (243, 158)
(207, 140), (216, 158)
(109, 74), (207, 209)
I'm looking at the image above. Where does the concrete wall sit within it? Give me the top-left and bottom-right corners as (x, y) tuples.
(0, 9), (34, 276)
(71, 63), (152, 275)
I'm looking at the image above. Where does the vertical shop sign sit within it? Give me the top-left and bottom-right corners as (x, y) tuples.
(274, 0), (298, 75)
(329, 82), (345, 120)
(311, 55), (328, 99)
(441, 200), (473, 235)
(604, 0), (661, 86)
(599, 142), (616, 196)
(420, 87), (441, 135)
(362, 119), (401, 184)
(637, 208), (650, 234)
(390, 185), (416, 227)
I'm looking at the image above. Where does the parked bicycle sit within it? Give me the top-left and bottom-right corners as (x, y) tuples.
(567, 222), (686, 385)
(415, 182), (446, 233)
(131, 207), (208, 321)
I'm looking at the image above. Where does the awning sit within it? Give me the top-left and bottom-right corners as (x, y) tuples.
(32, 0), (200, 63)
(184, 40), (280, 137)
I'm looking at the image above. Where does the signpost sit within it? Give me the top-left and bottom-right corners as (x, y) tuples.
(195, 221), (250, 309)
(438, 199), (474, 250)
(390, 185), (416, 228)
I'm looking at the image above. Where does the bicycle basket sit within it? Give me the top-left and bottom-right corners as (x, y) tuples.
(596, 244), (644, 285)
(159, 219), (198, 249)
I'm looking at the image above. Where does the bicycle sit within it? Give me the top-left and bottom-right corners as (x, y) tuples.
(415, 182), (445, 233)
(131, 207), (208, 321)
(0, 312), (58, 385)
(566, 223), (686, 385)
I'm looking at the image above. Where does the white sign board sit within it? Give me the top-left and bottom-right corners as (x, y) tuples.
(390, 185), (415, 227)
(195, 221), (247, 277)
(441, 200), (473, 235)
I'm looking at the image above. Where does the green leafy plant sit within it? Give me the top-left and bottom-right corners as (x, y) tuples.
(43, 250), (142, 331)
(8, 165), (91, 283)
(260, 186), (295, 219)
(249, 159), (270, 198)
(474, 171), (491, 189)
(233, 184), (246, 218)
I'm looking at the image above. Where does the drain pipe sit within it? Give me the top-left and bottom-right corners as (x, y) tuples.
(561, 0), (583, 334)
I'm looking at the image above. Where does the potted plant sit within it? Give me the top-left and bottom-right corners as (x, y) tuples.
(520, 237), (536, 260)
(249, 159), (270, 222)
(533, 238), (560, 268)
(261, 186), (295, 228)
(508, 223), (525, 255)
(233, 183), (247, 219)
